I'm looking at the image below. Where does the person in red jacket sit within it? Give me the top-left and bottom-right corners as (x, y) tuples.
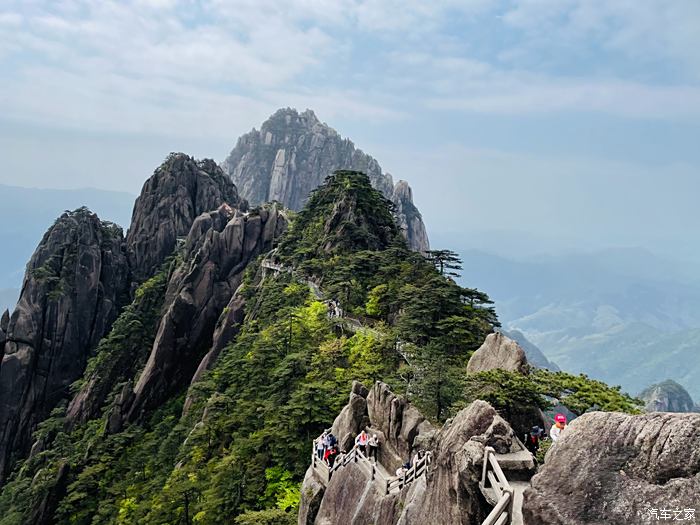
(324, 445), (338, 468)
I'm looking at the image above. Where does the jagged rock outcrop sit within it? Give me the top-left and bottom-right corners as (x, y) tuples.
(121, 204), (287, 423)
(126, 153), (247, 284)
(222, 108), (429, 252)
(639, 379), (697, 413)
(0, 208), (128, 481)
(391, 181), (430, 254)
(364, 382), (435, 472)
(300, 382), (526, 525)
(523, 411), (700, 524)
(467, 332), (529, 374)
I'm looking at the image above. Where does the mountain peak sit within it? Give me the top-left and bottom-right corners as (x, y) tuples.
(222, 107), (429, 252)
(126, 152), (247, 283)
(278, 169), (401, 260)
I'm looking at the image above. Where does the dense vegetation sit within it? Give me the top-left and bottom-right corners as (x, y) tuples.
(461, 368), (643, 421)
(0, 171), (641, 524)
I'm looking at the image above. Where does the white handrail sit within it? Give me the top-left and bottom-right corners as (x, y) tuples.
(480, 447), (514, 525)
(311, 439), (431, 494)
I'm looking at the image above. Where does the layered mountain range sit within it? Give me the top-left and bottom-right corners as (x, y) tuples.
(222, 108), (429, 253)
(456, 247), (700, 400)
(0, 111), (696, 525)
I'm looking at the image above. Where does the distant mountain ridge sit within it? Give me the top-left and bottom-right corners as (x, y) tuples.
(222, 108), (430, 252)
(454, 246), (700, 400)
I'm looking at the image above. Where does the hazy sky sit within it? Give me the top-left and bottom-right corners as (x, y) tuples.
(1, 1), (699, 257)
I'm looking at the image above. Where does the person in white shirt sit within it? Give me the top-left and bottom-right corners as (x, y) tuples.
(550, 413), (567, 442)
(355, 429), (369, 456)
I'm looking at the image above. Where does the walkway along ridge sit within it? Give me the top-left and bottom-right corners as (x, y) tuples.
(311, 441), (432, 496)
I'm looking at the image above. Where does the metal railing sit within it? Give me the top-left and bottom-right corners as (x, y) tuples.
(480, 446), (514, 525)
(312, 439), (431, 495)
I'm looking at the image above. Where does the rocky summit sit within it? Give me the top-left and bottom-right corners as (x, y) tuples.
(127, 153), (247, 284)
(222, 108), (429, 252)
(0, 208), (129, 481)
(0, 151), (685, 525)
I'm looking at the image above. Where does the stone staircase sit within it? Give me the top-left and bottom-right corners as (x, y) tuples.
(479, 444), (536, 525)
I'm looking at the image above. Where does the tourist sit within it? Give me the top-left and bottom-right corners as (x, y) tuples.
(323, 429), (333, 452)
(355, 429), (369, 456)
(368, 433), (380, 462)
(316, 431), (326, 459)
(550, 414), (567, 442)
(325, 445), (338, 468)
(328, 432), (337, 449)
(524, 426), (541, 455)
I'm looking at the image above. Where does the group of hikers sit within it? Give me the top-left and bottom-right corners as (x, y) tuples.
(316, 414), (568, 480)
(522, 413), (568, 457)
(315, 429), (340, 468)
(316, 428), (426, 480)
(315, 428), (381, 470)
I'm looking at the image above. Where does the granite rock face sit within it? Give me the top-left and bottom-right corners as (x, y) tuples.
(300, 383), (522, 525)
(639, 379), (697, 413)
(222, 108), (429, 252)
(0, 208), (129, 481)
(523, 411), (700, 524)
(122, 204), (287, 423)
(127, 153), (247, 284)
(467, 332), (529, 374)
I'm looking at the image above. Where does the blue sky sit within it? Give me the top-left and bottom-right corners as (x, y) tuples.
(1, 0), (699, 257)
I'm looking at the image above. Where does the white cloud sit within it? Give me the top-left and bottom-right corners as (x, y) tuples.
(425, 77), (700, 118)
(1, 0), (699, 141)
(500, 0), (700, 75)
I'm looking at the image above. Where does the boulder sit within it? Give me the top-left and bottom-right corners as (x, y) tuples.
(298, 466), (326, 525)
(467, 332), (529, 375)
(331, 381), (370, 452)
(0, 208), (129, 481)
(222, 108), (429, 252)
(523, 411), (700, 524)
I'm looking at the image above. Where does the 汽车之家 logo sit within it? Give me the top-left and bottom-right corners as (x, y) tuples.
(638, 507), (696, 521)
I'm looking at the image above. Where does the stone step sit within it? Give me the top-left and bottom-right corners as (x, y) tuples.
(509, 481), (530, 525)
